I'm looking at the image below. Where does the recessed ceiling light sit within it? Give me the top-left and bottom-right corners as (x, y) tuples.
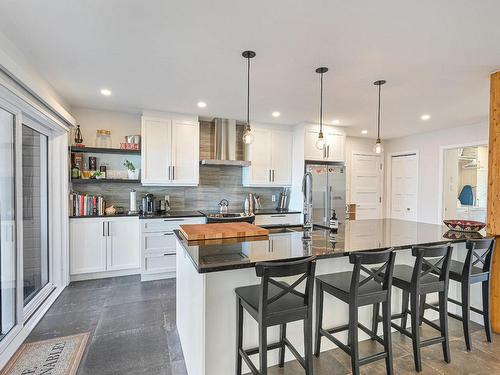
(100, 89), (112, 96)
(361, 130), (368, 134)
(421, 114), (431, 120)
(332, 119), (340, 125)
(272, 111), (280, 118)
(197, 101), (207, 108)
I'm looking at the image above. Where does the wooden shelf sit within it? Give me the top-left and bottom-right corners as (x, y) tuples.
(70, 146), (141, 155)
(71, 178), (141, 184)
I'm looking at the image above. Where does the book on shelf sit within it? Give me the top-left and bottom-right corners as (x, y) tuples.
(69, 192), (106, 217)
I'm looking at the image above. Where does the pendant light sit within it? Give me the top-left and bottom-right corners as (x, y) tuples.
(242, 50), (256, 144)
(373, 80), (386, 154)
(315, 67), (328, 150)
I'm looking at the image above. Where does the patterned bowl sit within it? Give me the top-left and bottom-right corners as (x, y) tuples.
(443, 219), (486, 233)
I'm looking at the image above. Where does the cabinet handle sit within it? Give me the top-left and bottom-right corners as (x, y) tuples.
(272, 170), (275, 182)
(164, 219), (184, 222)
(327, 145), (330, 158)
(102, 222), (105, 237)
(172, 166), (175, 180)
(163, 253), (175, 256)
(107, 222), (110, 236)
(168, 166), (171, 180)
(269, 169), (271, 182)
(270, 214), (287, 218)
(163, 232), (174, 236)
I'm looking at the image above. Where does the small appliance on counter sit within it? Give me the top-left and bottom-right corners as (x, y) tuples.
(277, 188), (290, 211)
(141, 194), (157, 216)
(244, 193), (255, 213)
(128, 190), (138, 215)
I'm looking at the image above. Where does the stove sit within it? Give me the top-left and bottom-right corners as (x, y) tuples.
(200, 211), (255, 224)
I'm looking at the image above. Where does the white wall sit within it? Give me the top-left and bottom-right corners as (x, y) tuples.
(384, 122), (489, 224)
(72, 107), (141, 148)
(0, 30), (74, 124)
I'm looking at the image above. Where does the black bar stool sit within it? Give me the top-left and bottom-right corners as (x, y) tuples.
(235, 256), (316, 375)
(372, 244), (453, 372)
(314, 249), (396, 375)
(420, 238), (496, 351)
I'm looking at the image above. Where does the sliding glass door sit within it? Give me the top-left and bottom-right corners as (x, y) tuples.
(22, 125), (49, 306)
(0, 108), (16, 342)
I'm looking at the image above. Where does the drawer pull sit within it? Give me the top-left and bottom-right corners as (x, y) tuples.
(163, 219), (184, 222)
(270, 215), (287, 218)
(163, 232), (174, 236)
(163, 253), (175, 256)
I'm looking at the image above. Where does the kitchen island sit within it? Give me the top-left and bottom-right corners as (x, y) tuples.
(174, 219), (488, 375)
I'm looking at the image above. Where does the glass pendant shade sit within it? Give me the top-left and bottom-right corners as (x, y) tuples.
(315, 132), (325, 150)
(242, 126), (254, 145)
(373, 139), (384, 154)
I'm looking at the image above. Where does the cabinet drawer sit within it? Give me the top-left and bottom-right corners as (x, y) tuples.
(254, 213), (302, 226)
(141, 217), (204, 232)
(143, 231), (176, 253)
(144, 252), (176, 274)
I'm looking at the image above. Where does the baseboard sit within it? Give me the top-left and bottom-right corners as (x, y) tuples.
(141, 271), (175, 282)
(69, 268), (140, 282)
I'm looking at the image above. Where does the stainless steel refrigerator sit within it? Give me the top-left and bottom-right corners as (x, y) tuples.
(305, 162), (346, 227)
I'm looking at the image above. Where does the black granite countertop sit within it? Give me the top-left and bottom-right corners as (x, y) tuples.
(253, 209), (302, 215)
(69, 213), (140, 219)
(139, 211), (205, 219)
(174, 219), (490, 273)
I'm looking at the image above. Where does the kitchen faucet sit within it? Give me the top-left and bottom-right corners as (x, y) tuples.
(218, 199), (229, 213)
(302, 172), (313, 229)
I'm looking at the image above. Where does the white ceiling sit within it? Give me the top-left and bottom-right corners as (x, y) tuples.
(0, 0), (499, 138)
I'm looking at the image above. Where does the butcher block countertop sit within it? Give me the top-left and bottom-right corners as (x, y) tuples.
(179, 222), (269, 240)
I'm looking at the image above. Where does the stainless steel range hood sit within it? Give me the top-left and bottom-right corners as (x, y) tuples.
(200, 118), (251, 166)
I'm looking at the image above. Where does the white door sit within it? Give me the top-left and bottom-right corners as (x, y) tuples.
(142, 118), (171, 184)
(304, 127), (325, 161)
(70, 219), (107, 275)
(351, 153), (383, 219)
(107, 218), (140, 271)
(271, 130), (292, 185)
(325, 132), (345, 162)
(391, 154), (418, 221)
(171, 121), (199, 185)
(246, 128), (272, 185)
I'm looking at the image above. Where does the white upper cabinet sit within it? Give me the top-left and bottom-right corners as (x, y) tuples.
(142, 115), (199, 186)
(304, 124), (345, 162)
(243, 125), (292, 187)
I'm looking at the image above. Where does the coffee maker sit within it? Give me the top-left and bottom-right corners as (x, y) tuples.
(142, 194), (156, 216)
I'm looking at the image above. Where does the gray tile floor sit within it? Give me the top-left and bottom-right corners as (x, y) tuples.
(25, 276), (499, 375)
(26, 275), (185, 375)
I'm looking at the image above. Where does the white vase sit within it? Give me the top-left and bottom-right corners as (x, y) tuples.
(128, 169), (139, 179)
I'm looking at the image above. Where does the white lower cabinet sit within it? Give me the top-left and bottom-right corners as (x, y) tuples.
(141, 216), (205, 281)
(70, 217), (140, 279)
(254, 213), (302, 226)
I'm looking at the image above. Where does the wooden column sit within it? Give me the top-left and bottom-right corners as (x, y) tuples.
(488, 71), (500, 332)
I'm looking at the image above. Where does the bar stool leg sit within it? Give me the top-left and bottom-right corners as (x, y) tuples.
(314, 283), (323, 357)
(483, 279), (493, 342)
(401, 290), (409, 330)
(304, 316), (314, 375)
(419, 294), (426, 326)
(349, 303), (360, 375)
(439, 290), (451, 363)
(461, 283), (472, 351)
(236, 298), (243, 375)
(410, 293), (422, 372)
(371, 303), (380, 339)
(279, 323), (286, 367)
(382, 301), (394, 375)
(259, 323), (268, 375)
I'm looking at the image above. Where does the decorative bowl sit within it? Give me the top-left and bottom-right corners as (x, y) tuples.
(443, 219), (486, 233)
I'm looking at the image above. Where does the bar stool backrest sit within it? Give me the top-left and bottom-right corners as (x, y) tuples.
(411, 244), (453, 287)
(348, 249), (396, 297)
(464, 238), (496, 275)
(255, 256), (316, 315)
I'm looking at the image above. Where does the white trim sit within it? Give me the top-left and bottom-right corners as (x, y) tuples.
(23, 284), (56, 321)
(69, 269), (140, 282)
(437, 140), (488, 223)
(386, 150), (419, 220)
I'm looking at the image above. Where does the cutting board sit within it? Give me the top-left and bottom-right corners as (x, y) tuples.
(179, 222), (269, 241)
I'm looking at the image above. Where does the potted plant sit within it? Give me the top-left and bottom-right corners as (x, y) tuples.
(124, 160), (139, 179)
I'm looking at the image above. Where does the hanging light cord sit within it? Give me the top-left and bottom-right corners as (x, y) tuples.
(377, 83), (381, 140)
(246, 56), (250, 128)
(319, 71), (324, 134)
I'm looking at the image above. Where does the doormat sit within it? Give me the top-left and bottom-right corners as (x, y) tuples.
(1, 332), (89, 375)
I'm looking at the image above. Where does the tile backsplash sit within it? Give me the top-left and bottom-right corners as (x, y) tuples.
(71, 165), (283, 212)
